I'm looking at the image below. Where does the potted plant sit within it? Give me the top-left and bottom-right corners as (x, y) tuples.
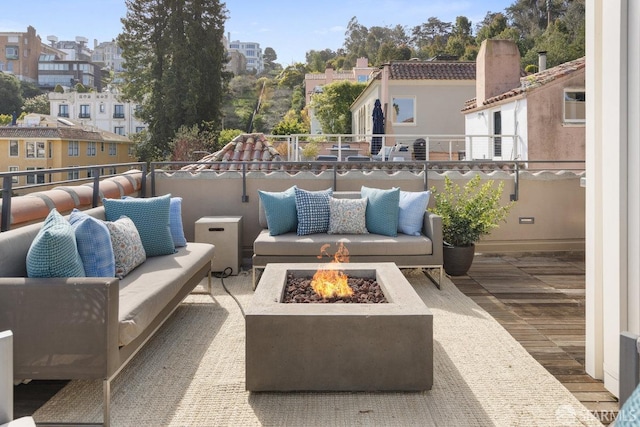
(431, 175), (514, 276)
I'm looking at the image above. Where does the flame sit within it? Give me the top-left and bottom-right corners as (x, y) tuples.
(312, 242), (353, 299)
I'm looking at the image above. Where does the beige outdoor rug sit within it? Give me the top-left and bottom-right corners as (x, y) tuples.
(33, 270), (602, 426)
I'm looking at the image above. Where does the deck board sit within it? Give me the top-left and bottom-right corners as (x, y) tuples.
(450, 253), (617, 425)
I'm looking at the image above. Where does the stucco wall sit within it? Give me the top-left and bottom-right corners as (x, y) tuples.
(152, 169), (585, 261)
(527, 74), (586, 162)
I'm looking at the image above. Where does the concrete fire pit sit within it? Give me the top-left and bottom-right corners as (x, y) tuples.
(245, 263), (433, 391)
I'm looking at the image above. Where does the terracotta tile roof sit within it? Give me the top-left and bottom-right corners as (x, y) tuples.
(462, 56), (586, 112)
(0, 126), (127, 142)
(387, 60), (476, 80)
(181, 133), (283, 171)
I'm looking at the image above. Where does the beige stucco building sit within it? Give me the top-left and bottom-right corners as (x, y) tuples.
(0, 26), (42, 83)
(463, 39), (585, 162)
(350, 60), (476, 152)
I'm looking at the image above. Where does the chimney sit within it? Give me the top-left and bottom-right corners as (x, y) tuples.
(538, 51), (547, 72)
(475, 39), (521, 106)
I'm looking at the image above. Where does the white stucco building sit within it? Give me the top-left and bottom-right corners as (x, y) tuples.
(48, 90), (147, 138)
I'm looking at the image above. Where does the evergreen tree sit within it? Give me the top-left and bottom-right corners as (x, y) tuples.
(0, 73), (23, 116)
(310, 80), (366, 134)
(118, 0), (228, 162)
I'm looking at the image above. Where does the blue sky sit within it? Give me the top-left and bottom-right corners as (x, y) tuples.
(1, 0), (514, 65)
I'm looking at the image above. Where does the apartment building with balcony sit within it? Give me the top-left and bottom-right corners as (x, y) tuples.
(38, 36), (105, 91)
(48, 91), (147, 137)
(0, 26), (42, 83)
(91, 40), (124, 75)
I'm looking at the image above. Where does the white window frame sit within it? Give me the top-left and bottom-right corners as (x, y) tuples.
(87, 141), (97, 157)
(25, 141), (43, 158)
(67, 169), (79, 180)
(108, 143), (117, 156)
(9, 166), (18, 184)
(563, 89), (586, 124)
(9, 140), (18, 157)
(391, 96), (416, 126)
(68, 140), (79, 157)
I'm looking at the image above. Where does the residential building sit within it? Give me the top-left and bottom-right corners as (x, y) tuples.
(48, 90), (146, 137)
(39, 36), (104, 91)
(0, 114), (135, 190)
(228, 39), (263, 73)
(350, 59), (476, 152)
(92, 39), (124, 75)
(305, 58), (375, 134)
(0, 26), (42, 83)
(462, 39), (585, 162)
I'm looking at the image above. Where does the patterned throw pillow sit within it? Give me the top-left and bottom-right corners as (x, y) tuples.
(169, 197), (187, 247)
(328, 197), (369, 234)
(294, 187), (333, 235)
(26, 209), (86, 278)
(258, 186), (298, 236)
(398, 190), (431, 236)
(103, 194), (175, 257)
(69, 209), (116, 277)
(361, 186), (400, 237)
(105, 215), (146, 279)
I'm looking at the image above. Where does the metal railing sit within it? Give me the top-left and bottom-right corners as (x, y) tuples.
(0, 162), (146, 232)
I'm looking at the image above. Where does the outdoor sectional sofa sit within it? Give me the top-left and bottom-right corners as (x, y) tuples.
(0, 197), (215, 426)
(252, 186), (444, 288)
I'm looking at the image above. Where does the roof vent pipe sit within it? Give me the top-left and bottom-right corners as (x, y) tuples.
(538, 51), (547, 72)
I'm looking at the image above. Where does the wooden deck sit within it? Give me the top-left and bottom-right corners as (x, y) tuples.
(14, 253), (619, 424)
(450, 253), (618, 425)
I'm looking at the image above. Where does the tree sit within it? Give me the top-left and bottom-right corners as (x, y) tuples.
(0, 74), (23, 116)
(310, 80), (366, 134)
(23, 94), (50, 115)
(263, 47), (278, 73)
(272, 109), (309, 135)
(170, 124), (218, 162)
(20, 81), (41, 99)
(118, 0), (228, 162)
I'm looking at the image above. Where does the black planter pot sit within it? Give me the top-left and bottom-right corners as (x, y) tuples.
(443, 243), (476, 276)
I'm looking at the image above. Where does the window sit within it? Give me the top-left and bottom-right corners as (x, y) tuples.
(108, 143), (117, 156)
(26, 167), (45, 184)
(135, 126), (145, 133)
(9, 140), (18, 157)
(99, 104), (105, 113)
(113, 104), (125, 118)
(564, 90), (586, 123)
(58, 104), (69, 117)
(68, 141), (79, 157)
(9, 166), (18, 184)
(79, 105), (90, 119)
(5, 46), (18, 60)
(493, 111), (502, 158)
(68, 169), (79, 180)
(26, 142), (45, 159)
(391, 97), (415, 124)
(114, 127), (125, 136)
(87, 141), (97, 156)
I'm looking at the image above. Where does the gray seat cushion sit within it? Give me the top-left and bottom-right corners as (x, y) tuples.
(253, 229), (432, 257)
(117, 242), (214, 346)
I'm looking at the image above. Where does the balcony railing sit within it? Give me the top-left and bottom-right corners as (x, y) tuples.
(0, 163), (146, 232)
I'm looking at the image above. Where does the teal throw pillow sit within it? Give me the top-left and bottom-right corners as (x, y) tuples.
(26, 209), (86, 278)
(103, 194), (175, 257)
(361, 186), (400, 237)
(295, 187), (333, 235)
(398, 190), (431, 236)
(258, 186), (298, 236)
(69, 209), (116, 277)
